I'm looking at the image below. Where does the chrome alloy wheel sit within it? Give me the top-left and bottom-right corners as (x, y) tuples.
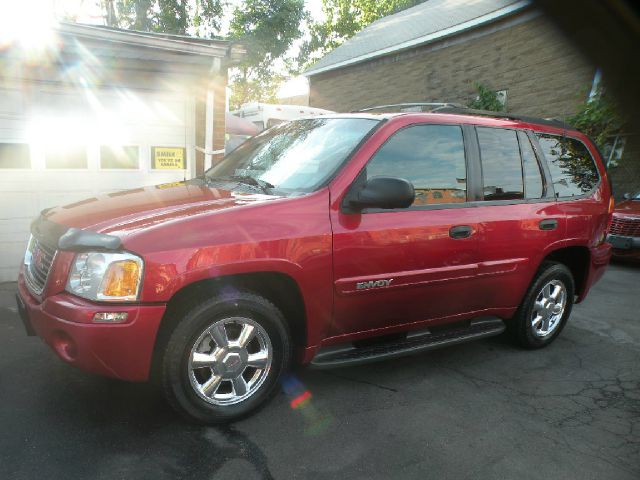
(531, 280), (567, 338)
(188, 317), (272, 406)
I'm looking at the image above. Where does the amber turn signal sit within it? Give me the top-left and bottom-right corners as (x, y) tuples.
(100, 260), (141, 299)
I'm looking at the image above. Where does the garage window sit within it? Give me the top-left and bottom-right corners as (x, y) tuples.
(0, 143), (30, 168)
(101, 146), (139, 169)
(46, 145), (87, 169)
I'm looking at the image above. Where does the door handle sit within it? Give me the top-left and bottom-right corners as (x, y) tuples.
(449, 225), (473, 239)
(539, 219), (558, 231)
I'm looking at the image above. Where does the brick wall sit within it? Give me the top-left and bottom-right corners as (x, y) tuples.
(309, 12), (640, 198)
(309, 14), (595, 119)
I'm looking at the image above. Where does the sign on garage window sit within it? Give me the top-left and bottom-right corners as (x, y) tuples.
(46, 145), (87, 169)
(151, 146), (186, 170)
(0, 143), (30, 168)
(101, 146), (139, 169)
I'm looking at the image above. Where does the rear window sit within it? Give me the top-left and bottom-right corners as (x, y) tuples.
(535, 134), (599, 197)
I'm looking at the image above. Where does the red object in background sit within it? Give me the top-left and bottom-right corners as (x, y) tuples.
(225, 113), (260, 136)
(609, 194), (640, 260)
(17, 112), (612, 381)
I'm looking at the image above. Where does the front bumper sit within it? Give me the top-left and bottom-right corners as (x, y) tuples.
(17, 277), (166, 382)
(607, 234), (640, 257)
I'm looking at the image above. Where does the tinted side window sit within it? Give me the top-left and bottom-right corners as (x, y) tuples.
(366, 124), (467, 206)
(477, 127), (524, 201)
(519, 133), (544, 199)
(536, 134), (599, 197)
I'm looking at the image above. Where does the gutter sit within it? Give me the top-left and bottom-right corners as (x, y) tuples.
(57, 22), (232, 58)
(304, 0), (531, 77)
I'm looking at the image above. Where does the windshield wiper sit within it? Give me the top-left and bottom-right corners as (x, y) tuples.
(207, 175), (274, 194)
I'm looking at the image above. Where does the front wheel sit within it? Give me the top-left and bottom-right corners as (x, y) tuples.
(162, 291), (291, 423)
(509, 262), (575, 349)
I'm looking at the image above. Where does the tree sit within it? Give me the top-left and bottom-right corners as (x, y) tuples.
(113, 0), (224, 36)
(467, 82), (505, 112)
(297, 0), (427, 71)
(567, 92), (624, 149)
(228, 0), (305, 108)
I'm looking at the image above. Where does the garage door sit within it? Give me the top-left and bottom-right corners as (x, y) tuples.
(0, 86), (196, 282)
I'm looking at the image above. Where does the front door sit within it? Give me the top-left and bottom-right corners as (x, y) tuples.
(329, 123), (482, 338)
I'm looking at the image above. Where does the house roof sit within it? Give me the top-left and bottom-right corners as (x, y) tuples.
(304, 0), (531, 77)
(57, 21), (244, 62)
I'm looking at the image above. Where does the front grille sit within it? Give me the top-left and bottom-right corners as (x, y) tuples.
(610, 216), (640, 238)
(24, 237), (57, 295)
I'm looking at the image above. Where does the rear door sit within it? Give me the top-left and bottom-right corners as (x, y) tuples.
(472, 127), (567, 311)
(329, 123), (482, 338)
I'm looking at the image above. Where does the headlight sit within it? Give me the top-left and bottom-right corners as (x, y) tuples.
(66, 252), (143, 302)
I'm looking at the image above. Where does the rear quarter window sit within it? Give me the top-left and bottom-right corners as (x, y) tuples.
(535, 134), (599, 197)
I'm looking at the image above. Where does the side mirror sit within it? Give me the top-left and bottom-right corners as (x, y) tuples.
(623, 192), (631, 200)
(347, 176), (415, 211)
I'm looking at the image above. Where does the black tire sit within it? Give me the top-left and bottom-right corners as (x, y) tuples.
(509, 261), (575, 349)
(161, 291), (291, 424)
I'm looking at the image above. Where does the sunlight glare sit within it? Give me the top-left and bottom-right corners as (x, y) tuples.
(0, 0), (58, 53)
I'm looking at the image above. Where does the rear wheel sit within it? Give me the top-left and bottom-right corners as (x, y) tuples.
(509, 262), (575, 349)
(162, 291), (290, 423)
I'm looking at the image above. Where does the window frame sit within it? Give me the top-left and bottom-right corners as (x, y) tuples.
(0, 141), (32, 170)
(344, 122), (477, 214)
(44, 145), (89, 170)
(464, 126), (558, 207)
(475, 125), (526, 202)
(99, 145), (141, 171)
(517, 129), (548, 200)
(532, 132), (601, 200)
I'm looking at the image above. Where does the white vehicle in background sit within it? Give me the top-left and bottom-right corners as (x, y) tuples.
(231, 103), (334, 131)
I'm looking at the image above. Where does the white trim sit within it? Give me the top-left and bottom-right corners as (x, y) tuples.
(195, 146), (225, 156)
(304, 0), (531, 77)
(204, 90), (215, 170)
(57, 22), (231, 59)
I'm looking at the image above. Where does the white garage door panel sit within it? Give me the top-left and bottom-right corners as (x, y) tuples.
(0, 192), (39, 219)
(0, 85), (197, 282)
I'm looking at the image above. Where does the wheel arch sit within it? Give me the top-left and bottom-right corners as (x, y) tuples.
(149, 271), (307, 382)
(540, 245), (591, 298)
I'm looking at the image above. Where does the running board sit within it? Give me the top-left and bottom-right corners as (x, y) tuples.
(310, 317), (505, 369)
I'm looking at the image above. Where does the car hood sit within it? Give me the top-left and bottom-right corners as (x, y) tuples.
(614, 199), (640, 216)
(41, 180), (283, 235)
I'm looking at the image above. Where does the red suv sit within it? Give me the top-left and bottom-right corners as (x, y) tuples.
(608, 191), (640, 260)
(17, 106), (613, 423)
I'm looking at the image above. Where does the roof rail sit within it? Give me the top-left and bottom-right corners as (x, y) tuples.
(353, 102), (467, 113)
(435, 107), (572, 130)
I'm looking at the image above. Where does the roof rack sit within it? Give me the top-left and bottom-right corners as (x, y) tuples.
(353, 103), (573, 130)
(353, 102), (467, 113)
(435, 107), (572, 130)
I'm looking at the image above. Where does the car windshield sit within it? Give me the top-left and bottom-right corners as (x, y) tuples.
(204, 118), (379, 195)
(633, 192), (640, 200)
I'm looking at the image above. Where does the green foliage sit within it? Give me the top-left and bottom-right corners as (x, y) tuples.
(297, 0), (427, 71)
(228, 0), (306, 108)
(467, 83), (504, 112)
(567, 94), (624, 149)
(114, 0), (223, 36)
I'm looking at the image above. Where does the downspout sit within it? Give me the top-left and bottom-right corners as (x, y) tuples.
(204, 89), (214, 171)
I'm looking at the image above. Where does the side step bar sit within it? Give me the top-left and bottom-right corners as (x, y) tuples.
(310, 317), (506, 369)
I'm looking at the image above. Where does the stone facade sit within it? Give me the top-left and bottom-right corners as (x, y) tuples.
(308, 11), (639, 198)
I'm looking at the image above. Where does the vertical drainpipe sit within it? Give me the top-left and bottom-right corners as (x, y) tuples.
(204, 88), (214, 171)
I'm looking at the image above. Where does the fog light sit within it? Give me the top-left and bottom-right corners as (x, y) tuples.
(93, 312), (128, 323)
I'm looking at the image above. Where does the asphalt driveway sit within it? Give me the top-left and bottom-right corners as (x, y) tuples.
(1, 263), (638, 479)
